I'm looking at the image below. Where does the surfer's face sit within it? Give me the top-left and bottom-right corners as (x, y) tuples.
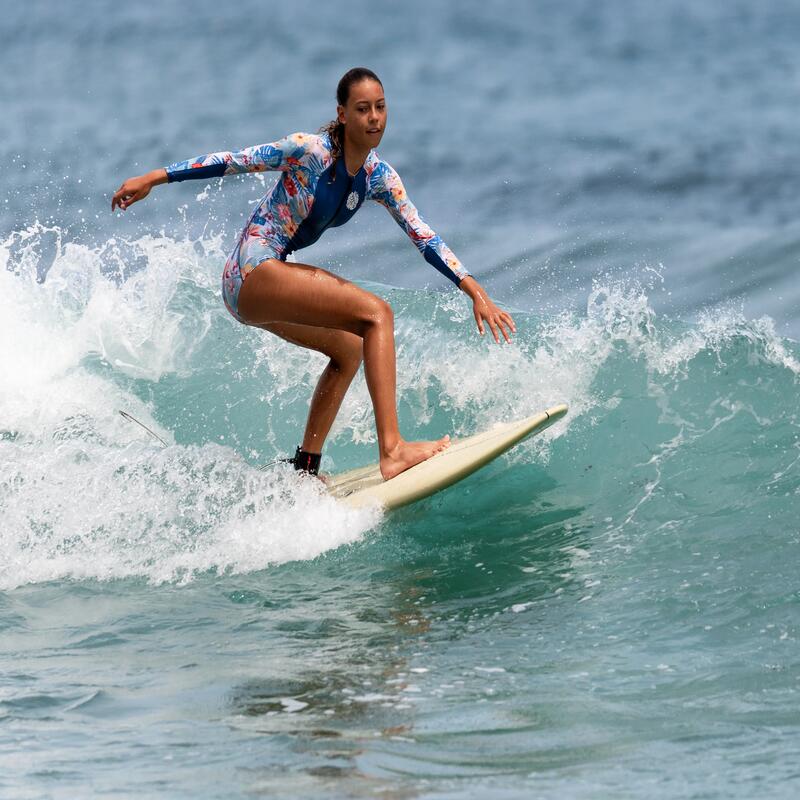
(338, 79), (386, 150)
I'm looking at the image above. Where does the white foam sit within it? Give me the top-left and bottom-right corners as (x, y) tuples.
(0, 438), (379, 590)
(0, 225), (380, 590)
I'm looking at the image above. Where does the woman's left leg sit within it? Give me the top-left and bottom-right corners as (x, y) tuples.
(257, 321), (363, 454)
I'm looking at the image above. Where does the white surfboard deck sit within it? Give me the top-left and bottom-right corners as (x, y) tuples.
(327, 404), (568, 510)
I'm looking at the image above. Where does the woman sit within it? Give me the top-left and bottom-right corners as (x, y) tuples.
(112, 67), (515, 480)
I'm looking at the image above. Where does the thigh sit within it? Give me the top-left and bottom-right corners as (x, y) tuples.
(236, 258), (389, 335)
(257, 320), (363, 366)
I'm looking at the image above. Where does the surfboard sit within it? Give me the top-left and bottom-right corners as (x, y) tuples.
(327, 404), (568, 510)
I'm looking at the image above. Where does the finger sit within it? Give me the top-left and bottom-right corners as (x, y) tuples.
(487, 317), (500, 344)
(498, 314), (514, 340)
(474, 310), (485, 336)
(112, 187), (131, 211)
(490, 316), (509, 344)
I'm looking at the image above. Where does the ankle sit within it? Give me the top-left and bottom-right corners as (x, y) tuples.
(380, 436), (402, 459)
(290, 446), (322, 475)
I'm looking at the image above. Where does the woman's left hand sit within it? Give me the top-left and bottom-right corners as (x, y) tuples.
(459, 276), (516, 343)
(473, 295), (516, 343)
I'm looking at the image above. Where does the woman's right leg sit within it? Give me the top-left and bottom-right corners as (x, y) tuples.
(237, 259), (449, 480)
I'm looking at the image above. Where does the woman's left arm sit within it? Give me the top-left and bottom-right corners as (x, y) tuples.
(370, 161), (516, 343)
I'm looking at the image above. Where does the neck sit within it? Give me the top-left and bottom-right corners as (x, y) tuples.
(342, 137), (370, 176)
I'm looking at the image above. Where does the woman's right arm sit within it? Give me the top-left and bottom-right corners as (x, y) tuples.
(111, 168), (168, 211)
(111, 133), (312, 211)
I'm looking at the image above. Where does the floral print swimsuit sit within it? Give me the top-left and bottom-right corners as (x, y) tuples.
(165, 131), (470, 323)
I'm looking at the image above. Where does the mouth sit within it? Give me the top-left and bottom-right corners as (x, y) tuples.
(367, 128), (382, 135)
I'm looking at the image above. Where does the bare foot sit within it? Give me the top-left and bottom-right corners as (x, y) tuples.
(380, 435), (450, 481)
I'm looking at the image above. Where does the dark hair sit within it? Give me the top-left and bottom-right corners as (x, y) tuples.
(321, 67), (383, 164)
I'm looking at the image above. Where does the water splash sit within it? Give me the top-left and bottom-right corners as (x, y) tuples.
(2, 224), (797, 589)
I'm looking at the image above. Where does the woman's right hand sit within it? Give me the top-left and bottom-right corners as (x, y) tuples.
(111, 168), (167, 211)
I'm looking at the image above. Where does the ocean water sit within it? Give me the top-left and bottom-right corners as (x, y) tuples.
(2, 1), (799, 797)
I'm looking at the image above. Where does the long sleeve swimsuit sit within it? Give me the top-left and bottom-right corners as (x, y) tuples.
(165, 131), (470, 323)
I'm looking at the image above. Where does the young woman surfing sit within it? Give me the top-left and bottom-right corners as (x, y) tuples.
(111, 67), (515, 480)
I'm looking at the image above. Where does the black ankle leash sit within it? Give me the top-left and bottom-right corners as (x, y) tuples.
(259, 446), (322, 475)
(284, 446), (322, 476)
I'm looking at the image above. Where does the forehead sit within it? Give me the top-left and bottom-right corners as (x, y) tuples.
(348, 80), (384, 104)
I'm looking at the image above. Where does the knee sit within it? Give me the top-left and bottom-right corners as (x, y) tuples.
(365, 298), (394, 330)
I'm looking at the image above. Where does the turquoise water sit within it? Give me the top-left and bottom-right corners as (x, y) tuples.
(3, 1), (800, 797)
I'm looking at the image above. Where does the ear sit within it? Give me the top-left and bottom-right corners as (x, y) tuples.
(337, 104), (346, 125)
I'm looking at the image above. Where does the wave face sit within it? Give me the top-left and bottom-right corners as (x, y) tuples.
(3, 0), (800, 797)
(5, 222), (794, 589)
